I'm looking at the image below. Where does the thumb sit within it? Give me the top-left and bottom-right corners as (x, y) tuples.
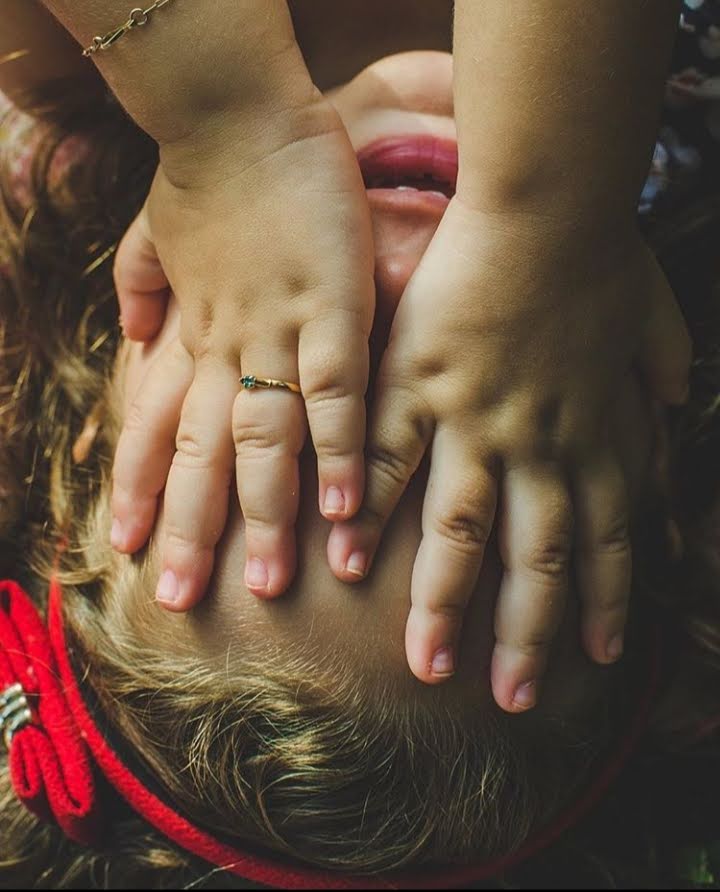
(114, 203), (170, 342)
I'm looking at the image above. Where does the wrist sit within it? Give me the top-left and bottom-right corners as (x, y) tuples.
(113, 37), (317, 150)
(455, 168), (643, 247)
(450, 194), (642, 278)
(46, 0), (315, 145)
(156, 85), (341, 191)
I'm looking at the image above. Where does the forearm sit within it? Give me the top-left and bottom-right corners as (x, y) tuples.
(41, 0), (317, 146)
(453, 1), (680, 230)
(0, 0), (96, 106)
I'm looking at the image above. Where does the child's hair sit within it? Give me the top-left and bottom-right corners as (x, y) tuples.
(1, 85), (719, 888)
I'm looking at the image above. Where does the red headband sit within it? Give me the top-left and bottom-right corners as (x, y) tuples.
(0, 578), (661, 890)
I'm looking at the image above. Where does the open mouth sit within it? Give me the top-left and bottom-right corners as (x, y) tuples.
(357, 136), (458, 202)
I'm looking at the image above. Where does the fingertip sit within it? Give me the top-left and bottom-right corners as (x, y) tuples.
(491, 645), (542, 714)
(407, 646), (457, 686)
(320, 484), (348, 520)
(607, 633), (624, 662)
(120, 298), (168, 343)
(156, 568), (181, 608)
(110, 493), (157, 554)
(244, 543), (297, 600)
(110, 517), (133, 554)
(245, 556), (291, 599)
(583, 624), (625, 666)
(319, 461), (365, 521)
(510, 680), (537, 712)
(155, 568), (203, 613)
(405, 606), (459, 686)
(326, 524), (374, 583)
(493, 680), (539, 715)
(155, 548), (214, 612)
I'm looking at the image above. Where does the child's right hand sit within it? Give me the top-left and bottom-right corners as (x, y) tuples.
(111, 96), (375, 609)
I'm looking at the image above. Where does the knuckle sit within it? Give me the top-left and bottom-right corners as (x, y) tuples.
(314, 443), (360, 466)
(433, 509), (492, 556)
(123, 400), (149, 437)
(163, 527), (208, 557)
(232, 415), (293, 456)
(494, 637), (549, 661)
(243, 515), (284, 539)
(421, 600), (466, 623)
(512, 637), (552, 659)
(180, 304), (215, 355)
(174, 425), (218, 471)
(367, 443), (414, 493)
(304, 379), (355, 412)
(595, 518), (631, 557)
(522, 535), (571, 582)
(302, 336), (361, 391)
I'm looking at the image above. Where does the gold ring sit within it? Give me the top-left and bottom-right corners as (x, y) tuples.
(240, 375), (301, 395)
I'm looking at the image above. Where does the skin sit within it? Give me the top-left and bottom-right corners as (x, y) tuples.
(5, 0), (688, 710)
(108, 2), (687, 712)
(43, 0), (378, 612)
(118, 51), (658, 713)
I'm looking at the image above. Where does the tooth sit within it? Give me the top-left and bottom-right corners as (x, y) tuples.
(396, 185), (418, 192)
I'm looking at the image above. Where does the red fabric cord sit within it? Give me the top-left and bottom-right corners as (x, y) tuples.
(0, 581), (99, 845)
(0, 577), (661, 890)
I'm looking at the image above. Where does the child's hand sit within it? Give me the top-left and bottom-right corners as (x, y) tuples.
(328, 198), (690, 711)
(111, 100), (375, 609)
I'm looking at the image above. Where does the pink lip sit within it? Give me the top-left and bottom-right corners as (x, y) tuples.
(358, 136), (459, 187)
(357, 136), (458, 216)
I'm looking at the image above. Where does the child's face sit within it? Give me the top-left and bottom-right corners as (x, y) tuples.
(119, 52), (657, 714)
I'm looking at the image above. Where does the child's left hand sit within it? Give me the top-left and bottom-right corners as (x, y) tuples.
(327, 197), (691, 712)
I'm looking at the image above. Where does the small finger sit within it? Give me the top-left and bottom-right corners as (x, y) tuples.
(574, 451), (632, 665)
(492, 463), (573, 713)
(234, 345), (307, 599)
(111, 339), (193, 553)
(405, 430), (497, 685)
(639, 272), (692, 406)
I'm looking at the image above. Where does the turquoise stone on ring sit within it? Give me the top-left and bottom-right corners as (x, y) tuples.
(241, 375), (257, 390)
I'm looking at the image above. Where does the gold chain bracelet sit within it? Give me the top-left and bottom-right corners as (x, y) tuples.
(82, 0), (175, 57)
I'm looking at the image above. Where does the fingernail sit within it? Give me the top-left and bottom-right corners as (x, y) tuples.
(156, 569), (180, 604)
(607, 634), (624, 662)
(245, 557), (269, 591)
(512, 681), (537, 711)
(431, 647), (455, 677)
(345, 551), (367, 578)
(110, 518), (124, 550)
(323, 486), (346, 516)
